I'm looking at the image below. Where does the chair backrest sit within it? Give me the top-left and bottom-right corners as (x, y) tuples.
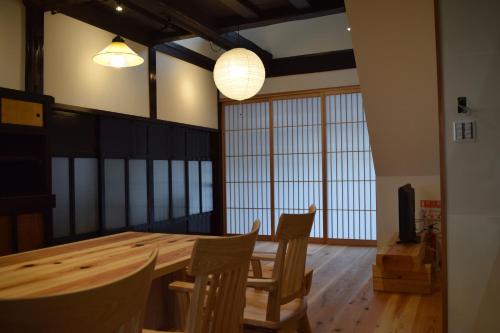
(0, 248), (158, 333)
(185, 220), (260, 333)
(272, 205), (316, 304)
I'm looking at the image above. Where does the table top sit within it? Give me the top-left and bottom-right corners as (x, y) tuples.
(0, 232), (201, 299)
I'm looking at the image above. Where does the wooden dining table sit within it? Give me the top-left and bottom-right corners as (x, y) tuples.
(0, 231), (204, 330)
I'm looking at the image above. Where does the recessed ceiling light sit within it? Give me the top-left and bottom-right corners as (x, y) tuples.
(347, 27), (351, 32)
(116, 5), (123, 12)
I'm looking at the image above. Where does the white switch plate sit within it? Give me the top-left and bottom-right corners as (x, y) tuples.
(453, 120), (476, 142)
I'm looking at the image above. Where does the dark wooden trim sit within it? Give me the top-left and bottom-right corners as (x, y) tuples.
(167, 159), (173, 220)
(146, 159), (154, 226)
(154, 43), (215, 71)
(98, 157), (105, 233)
(124, 158), (130, 228)
(0, 195), (55, 215)
(11, 215), (19, 253)
(148, 48), (157, 120)
(267, 49), (356, 77)
(24, 1), (44, 94)
(68, 157), (76, 236)
(184, 159), (189, 229)
(198, 160), (203, 215)
(52, 103), (219, 133)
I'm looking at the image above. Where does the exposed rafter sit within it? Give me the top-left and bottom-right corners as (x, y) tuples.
(218, 0), (260, 19)
(154, 43), (215, 71)
(267, 49), (356, 77)
(288, 0), (311, 10)
(107, 0), (272, 67)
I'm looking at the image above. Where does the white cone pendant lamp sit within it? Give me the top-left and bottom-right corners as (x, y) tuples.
(213, 48), (266, 101)
(93, 36), (144, 68)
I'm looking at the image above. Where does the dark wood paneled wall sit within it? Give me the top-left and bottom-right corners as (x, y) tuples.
(48, 104), (220, 245)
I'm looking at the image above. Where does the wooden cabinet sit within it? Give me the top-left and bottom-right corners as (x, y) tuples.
(0, 88), (55, 254)
(1, 98), (43, 127)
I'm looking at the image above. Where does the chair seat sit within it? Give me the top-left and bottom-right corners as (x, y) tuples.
(243, 288), (308, 329)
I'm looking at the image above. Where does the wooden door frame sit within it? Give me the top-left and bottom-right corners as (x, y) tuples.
(434, 0), (448, 331)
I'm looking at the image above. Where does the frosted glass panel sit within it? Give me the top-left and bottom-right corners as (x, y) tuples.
(52, 157), (70, 238)
(153, 160), (169, 222)
(129, 159), (148, 226)
(326, 93), (376, 240)
(104, 159), (126, 230)
(201, 161), (213, 213)
(224, 102), (271, 235)
(74, 158), (99, 234)
(188, 161), (200, 215)
(273, 97), (323, 238)
(172, 160), (186, 218)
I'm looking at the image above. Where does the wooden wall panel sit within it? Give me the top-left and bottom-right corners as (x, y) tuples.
(0, 216), (13, 256)
(17, 213), (44, 252)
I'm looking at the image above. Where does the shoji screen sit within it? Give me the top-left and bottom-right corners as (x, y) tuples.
(273, 97), (323, 238)
(326, 92), (376, 240)
(223, 87), (376, 244)
(224, 102), (272, 235)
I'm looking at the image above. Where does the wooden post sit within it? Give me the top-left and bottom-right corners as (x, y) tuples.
(24, 2), (44, 94)
(148, 48), (157, 120)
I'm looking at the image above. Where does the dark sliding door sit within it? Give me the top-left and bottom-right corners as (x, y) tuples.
(48, 107), (218, 245)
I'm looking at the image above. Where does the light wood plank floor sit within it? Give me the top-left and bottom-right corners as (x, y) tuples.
(252, 242), (442, 333)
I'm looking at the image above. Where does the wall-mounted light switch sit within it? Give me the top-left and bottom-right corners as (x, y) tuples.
(453, 120), (476, 142)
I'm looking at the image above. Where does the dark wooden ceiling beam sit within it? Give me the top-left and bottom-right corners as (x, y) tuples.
(218, 0), (259, 19)
(55, 1), (153, 46)
(267, 49), (355, 77)
(219, 3), (345, 33)
(288, 0), (311, 10)
(148, 0), (273, 65)
(154, 43), (215, 71)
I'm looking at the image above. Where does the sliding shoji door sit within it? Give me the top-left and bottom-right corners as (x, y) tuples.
(223, 87), (376, 244)
(273, 97), (323, 238)
(224, 102), (272, 236)
(326, 92), (376, 241)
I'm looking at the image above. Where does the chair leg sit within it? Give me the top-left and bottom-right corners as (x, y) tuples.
(297, 313), (312, 333)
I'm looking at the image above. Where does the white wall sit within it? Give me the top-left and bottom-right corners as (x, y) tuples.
(345, 0), (441, 247)
(241, 13), (352, 57)
(44, 13), (149, 117)
(175, 37), (223, 61)
(257, 69), (359, 95)
(377, 176), (440, 246)
(156, 52), (218, 129)
(440, 0), (500, 331)
(0, 0), (25, 91)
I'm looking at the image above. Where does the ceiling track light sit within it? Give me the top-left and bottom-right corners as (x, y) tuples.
(115, 1), (123, 12)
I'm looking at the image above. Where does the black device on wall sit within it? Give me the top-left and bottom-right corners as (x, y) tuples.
(398, 184), (420, 243)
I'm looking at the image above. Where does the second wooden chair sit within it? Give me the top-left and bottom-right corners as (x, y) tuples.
(244, 205), (316, 333)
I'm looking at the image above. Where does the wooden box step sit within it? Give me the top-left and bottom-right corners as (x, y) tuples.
(373, 236), (432, 294)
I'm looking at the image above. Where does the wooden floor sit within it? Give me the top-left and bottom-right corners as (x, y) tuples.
(252, 242), (442, 333)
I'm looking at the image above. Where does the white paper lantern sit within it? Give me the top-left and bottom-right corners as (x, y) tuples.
(213, 48), (266, 101)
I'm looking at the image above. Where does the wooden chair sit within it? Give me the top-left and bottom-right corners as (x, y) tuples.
(0, 248), (158, 333)
(146, 220), (260, 333)
(244, 205), (316, 332)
